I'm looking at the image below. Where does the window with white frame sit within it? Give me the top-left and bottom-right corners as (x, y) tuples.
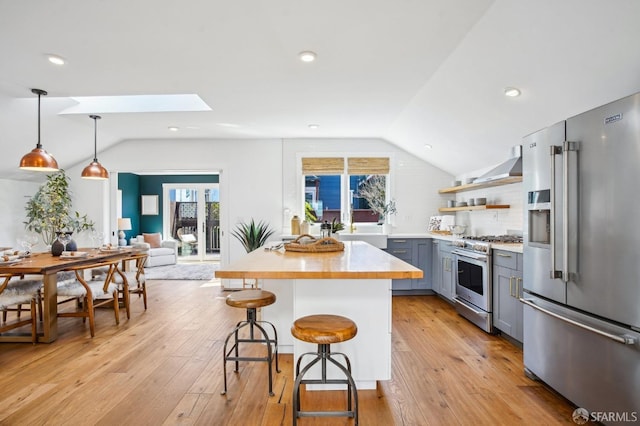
(302, 157), (391, 226)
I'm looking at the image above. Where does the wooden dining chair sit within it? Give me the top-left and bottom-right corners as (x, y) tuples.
(92, 253), (148, 319)
(56, 259), (121, 338)
(0, 275), (41, 343)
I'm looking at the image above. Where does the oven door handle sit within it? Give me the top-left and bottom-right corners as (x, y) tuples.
(452, 249), (487, 261)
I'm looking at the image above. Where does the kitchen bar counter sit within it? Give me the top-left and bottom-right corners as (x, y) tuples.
(215, 241), (422, 390)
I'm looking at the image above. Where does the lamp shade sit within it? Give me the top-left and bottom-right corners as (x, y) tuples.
(81, 115), (109, 180)
(20, 89), (59, 172)
(117, 218), (132, 231)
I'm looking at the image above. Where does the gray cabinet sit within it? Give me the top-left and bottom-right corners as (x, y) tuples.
(492, 249), (523, 342)
(386, 238), (431, 294)
(431, 240), (442, 294)
(437, 241), (456, 301)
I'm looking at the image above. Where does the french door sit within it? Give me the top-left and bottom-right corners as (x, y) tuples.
(163, 184), (220, 261)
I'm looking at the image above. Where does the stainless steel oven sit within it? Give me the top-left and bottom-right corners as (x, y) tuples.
(452, 240), (493, 333)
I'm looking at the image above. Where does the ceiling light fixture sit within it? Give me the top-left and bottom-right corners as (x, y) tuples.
(47, 54), (66, 65)
(308, 124), (319, 129)
(19, 88), (59, 172)
(168, 126), (179, 132)
(424, 144), (433, 149)
(504, 87), (521, 97)
(299, 51), (317, 62)
(81, 115), (109, 180)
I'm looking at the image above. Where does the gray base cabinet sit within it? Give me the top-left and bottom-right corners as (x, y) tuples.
(386, 238), (431, 293)
(431, 239), (455, 301)
(493, 249), (523, 342)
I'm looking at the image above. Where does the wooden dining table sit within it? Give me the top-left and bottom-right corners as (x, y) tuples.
(0, 248), (136, 343)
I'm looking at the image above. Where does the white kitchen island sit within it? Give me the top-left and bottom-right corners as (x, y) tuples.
(215, 241), (423, 389)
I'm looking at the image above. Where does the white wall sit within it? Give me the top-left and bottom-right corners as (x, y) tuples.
(0, 178), (42, 249)
(67, 138), (284, 266)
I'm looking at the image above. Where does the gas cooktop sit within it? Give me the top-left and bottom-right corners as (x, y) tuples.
(464, 235), (523, 244)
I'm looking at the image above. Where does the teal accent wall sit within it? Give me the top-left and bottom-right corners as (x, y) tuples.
(119, 173), (219, 239)
(118, 173), (140, 242)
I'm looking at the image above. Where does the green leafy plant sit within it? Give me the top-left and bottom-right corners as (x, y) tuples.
(24, 170), (95, 246)
(304, 201), (317, 223)
(330, 218), (345, 233)
(231, 219), (275, 253)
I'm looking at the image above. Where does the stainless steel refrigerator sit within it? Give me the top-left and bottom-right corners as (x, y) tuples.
(522, 92), (640, 424)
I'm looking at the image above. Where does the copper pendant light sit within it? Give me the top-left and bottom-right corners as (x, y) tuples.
(81, 115), (109, 180)
(19, 89), (59, 171)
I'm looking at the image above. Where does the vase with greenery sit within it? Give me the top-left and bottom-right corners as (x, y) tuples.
(231, 219), (275, 253)
(24, 170), (95, 251)
(357, 175), (397, 222)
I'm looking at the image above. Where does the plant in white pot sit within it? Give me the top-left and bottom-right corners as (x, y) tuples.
(24, 170), (95, 254)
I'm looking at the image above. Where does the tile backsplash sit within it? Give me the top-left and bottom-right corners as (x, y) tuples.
(447, 183), (523, 236)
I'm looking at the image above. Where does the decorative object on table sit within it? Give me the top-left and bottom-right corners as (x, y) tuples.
(428, 216), (442, 231)
(449, 224), (467, 237)
(300, 220), (310, 235)
(24, 170), (95, 249)
(19, 88), (59, 172)
(117, 218), (132, 246)
(291, 215), (301, 235)
(81, 115), (109, 180)
(51, 231), (78, 256)
(284, 234), (344, 252)
(231, 219), (275, 253)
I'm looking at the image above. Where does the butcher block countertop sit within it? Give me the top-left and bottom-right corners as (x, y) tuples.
(215, 240), (423, 280)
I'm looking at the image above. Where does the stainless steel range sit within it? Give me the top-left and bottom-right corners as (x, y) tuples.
(452, 239), (493, 333)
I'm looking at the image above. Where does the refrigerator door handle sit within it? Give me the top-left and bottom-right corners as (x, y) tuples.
(562, 141), (579, 283)
(520, 298), (637, 345)
(549, 145), (563, 279)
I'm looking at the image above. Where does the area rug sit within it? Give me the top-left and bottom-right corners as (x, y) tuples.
(144, 263), (219, 280)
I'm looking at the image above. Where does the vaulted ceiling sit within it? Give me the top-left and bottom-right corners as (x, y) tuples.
(1, 0), (639, 181)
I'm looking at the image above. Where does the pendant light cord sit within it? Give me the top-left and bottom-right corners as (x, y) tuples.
(90, 114), (101, 162)
(36, 92), (42, 149)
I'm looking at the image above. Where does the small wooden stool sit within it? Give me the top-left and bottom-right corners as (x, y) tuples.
(221, 289), (280, 396)
(291, 314), (359, 425)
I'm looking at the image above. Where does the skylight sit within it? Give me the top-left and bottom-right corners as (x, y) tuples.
(58, 94), (211, 114)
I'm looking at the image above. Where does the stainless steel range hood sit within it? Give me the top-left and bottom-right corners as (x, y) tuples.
(473, 145), (522, 184)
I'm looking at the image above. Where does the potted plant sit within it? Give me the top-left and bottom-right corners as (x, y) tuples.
(231, 218), (275, 253)
(330, 218), (345, 234)
(24, 170), (95, 253)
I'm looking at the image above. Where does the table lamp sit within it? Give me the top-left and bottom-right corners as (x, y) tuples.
(117, 218), (132, 246)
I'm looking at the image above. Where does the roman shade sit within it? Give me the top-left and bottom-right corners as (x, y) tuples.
(301, 157), (345, 175)
(347, 157), (390, 175)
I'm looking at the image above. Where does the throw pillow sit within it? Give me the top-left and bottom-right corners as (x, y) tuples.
(143, 233), (162, 248)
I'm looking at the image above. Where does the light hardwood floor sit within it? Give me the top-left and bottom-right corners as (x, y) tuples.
(0, 279), (578, 425)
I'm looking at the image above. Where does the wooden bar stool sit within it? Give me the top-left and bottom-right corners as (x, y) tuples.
(221, 289), (280, 396)
(291, 314), (359, 425)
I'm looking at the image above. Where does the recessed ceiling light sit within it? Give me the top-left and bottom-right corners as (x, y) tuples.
(168, 126), (179, 132)
(424, 144), (433, 149)
(216, 122), (241, 128)
(299, 51), (317, 63)
(308, 124), (319, 129)
(47, 54), (66, 65)
(504, 87), (521, 97)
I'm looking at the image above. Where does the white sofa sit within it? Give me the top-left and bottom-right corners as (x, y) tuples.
(130, 234), (178, 267)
